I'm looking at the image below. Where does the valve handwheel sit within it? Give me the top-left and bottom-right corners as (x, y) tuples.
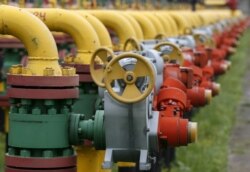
(90, 47), (115, 87)
(123, 37), (141, 52)
(154, 42), (184, 65)
(104, 53), (155, 103)
(193, 33), (215, 48)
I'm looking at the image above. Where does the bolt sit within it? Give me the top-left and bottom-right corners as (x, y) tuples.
(62, 67), (76, 76)
(43, 67), (54, 76)
(10, 64), (22, 75)
(22, 67), (32, 75)
(126, 74), (134, 81)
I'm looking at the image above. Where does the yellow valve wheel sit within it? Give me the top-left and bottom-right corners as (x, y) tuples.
(90, 47), (115, 87)
(104, 53), (155, 103)
(193, 33), (215, 48)
(123, 37), (141, 52)
(154, 42), (184, 65)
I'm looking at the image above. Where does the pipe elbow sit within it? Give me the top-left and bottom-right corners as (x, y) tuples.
(0, 5), (61, 76)
(129, 12), (157, 40)
(143, 12), (165, 39)
(76, 11), (113, 49)
(28, 8), (100, 64)
(169, 12), (190, 35)
(161, 12), (179, 36)
(153, 13), (173, 37)
(88, 10), (136, 50)
(119, 12), (144, 41)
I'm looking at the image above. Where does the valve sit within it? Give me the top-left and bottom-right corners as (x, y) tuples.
(193, 33), (215, 49)
(90, 47), (115, 87)
(103, 53), (155, 103)
(123, 37), (141, 52)
(154, 42), (184, 65)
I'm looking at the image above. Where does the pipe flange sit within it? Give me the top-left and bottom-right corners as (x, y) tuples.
(93, 110), (105, 150)
(5, 154), (76, 169)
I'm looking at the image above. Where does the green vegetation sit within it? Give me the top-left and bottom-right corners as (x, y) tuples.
(171, 29), (250, 172)
(0, 133), (5, 172)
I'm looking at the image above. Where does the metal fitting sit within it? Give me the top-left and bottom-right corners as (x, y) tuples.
(188, 122), (198, 143)
(205, 89), (212, 104)
(43, 67), (54, 76)
(62, 67), (76, 76)
(9, 64), (22, 75)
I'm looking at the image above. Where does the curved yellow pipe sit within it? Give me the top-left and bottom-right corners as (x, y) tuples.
(153, 13), (172, 37)
(88, 10), (137, 50)
(161, 12), (179, 36)
(169, 12), (191, 35)
(120, 12), (144, 41)
(28, 8), (100, 64)
(75, 11), (112, 49)
(0, 5), (61, 76)
(177, 11), (195, 29)
(129, 12), (157, 39)
(143, 12), (165, 38)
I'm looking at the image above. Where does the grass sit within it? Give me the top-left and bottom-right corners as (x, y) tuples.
(170, 29), (250, 172)
(0, 133), (5, 172)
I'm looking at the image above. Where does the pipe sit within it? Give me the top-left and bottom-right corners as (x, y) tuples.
(129, 12), (157, 39)
(153, 13), (172, 37)
(120, 12), (144, 40)
(0, 5), (61, 76)
(48, 0), (57, 8)
(28, 8), (100, 64)
(0, 0), (8, 4)
(19, 0), (25, 7)
(76, 11), (113, 49)
(168, 12), (191, 35)
(143, 12), (165, 38)
(88, 10), (137, 50)
(161, 12), (179, 37)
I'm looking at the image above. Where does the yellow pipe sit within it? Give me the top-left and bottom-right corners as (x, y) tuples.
(168, 12), (191, 35)
(75, 11), (113, 49)
(28, 8), (100, 64)
(0, 5), (61, 76)
(153, 13), (172, 37)
(88, 10), (137, 50)
(143, 12), (165, 38)
(19, 0), (25, 7)
(129, 12), (157, 39)
(179, 12), (196, 29)
(161, 12), (179, 36)
(0, 0), (8, 4)
(120, 12), (144, 41)
(48, 0), (57, 8)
